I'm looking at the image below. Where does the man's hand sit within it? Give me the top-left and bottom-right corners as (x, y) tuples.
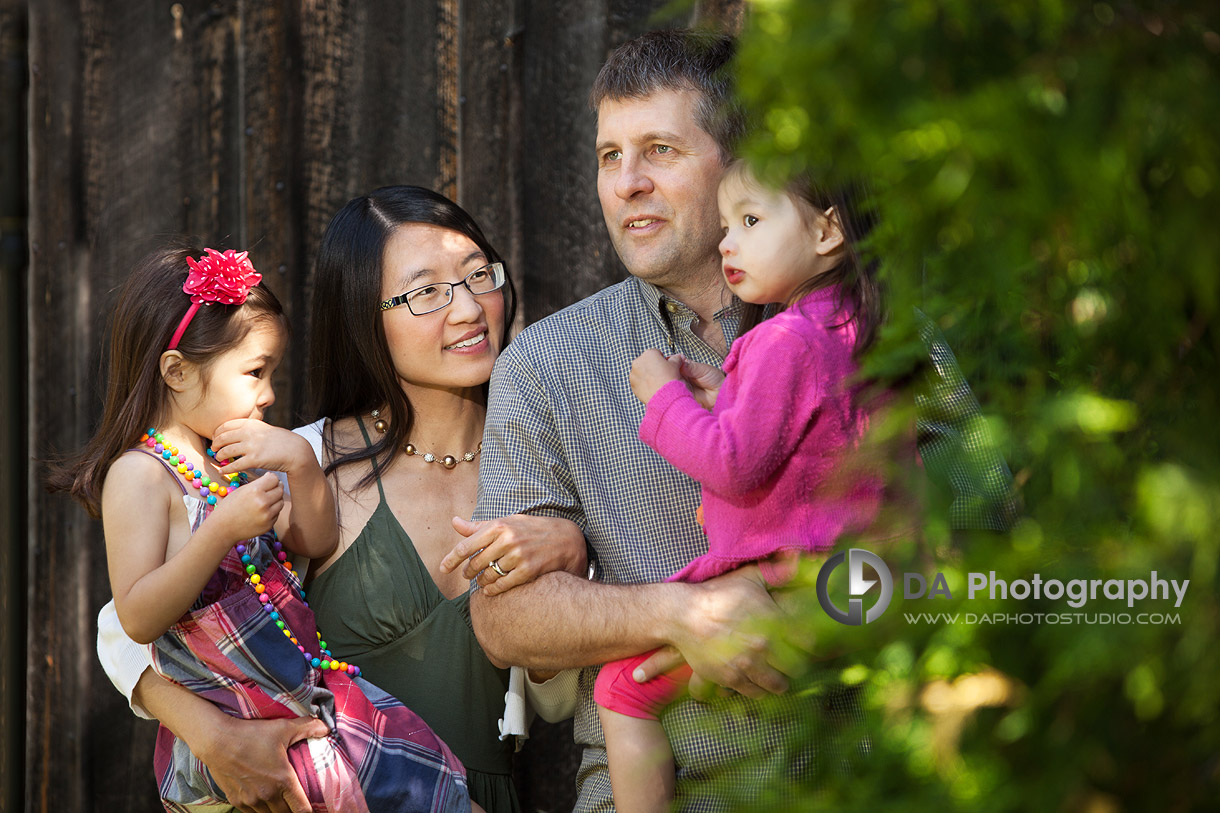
(197, 715), (328, 813)
(639, 565), (793, 698)
(629, 349), (683, 404)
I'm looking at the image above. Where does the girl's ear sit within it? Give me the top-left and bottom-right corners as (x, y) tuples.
(159, 350), (192, 393)
(815, 206), (846, 256)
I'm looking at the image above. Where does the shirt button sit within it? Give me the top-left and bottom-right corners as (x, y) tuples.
(665, 302), (679, 313)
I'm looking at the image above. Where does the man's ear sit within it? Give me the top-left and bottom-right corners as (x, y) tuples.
(159, 350), (191, 393)
(815, 206), (846, 256)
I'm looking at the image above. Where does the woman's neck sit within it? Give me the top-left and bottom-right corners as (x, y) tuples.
(395, 383), (487, 454)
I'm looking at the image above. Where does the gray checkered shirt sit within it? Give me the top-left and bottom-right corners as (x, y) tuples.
(475, 278), (1015, 811)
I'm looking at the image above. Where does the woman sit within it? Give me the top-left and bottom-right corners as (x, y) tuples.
(99, 186), (585, 812)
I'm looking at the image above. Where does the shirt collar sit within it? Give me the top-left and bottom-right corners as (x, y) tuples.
(632, 276), (746, 340)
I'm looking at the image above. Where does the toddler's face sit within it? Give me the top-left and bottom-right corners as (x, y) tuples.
(717, 172), (820, 306)
(187, 317), (286, 437)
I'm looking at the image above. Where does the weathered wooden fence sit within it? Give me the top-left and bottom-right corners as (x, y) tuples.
(0, 1), (743, 810)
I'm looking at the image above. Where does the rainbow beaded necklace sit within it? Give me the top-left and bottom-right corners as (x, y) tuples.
(143, 427), (360, 678)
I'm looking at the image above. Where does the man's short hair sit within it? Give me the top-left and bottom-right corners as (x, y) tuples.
(589, 28), (744, 159)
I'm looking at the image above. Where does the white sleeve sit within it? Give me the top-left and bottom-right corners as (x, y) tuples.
(96, 600), (156, 720)
(523, 667), (580, 723)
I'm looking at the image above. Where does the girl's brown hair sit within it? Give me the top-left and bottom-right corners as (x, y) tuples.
(46, 240), (286, 517)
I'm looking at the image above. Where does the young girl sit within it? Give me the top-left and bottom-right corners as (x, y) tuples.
(52, 243), (474, 812)
(595, 160), (885, 811)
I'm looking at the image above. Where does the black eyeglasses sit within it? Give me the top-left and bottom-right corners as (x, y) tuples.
(379, 262), (507, 316)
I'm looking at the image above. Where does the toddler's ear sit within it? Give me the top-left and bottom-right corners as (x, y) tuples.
(815, 206), (846, 257)
(159, 350), (190, 392)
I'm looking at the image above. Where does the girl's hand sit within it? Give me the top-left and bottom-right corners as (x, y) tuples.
(212, 419), (312, 476)
(629, 349), (683, 404)
(207, 472), (284, 542)
(440, 515), (587, 597)
(672, 354), (726, 411)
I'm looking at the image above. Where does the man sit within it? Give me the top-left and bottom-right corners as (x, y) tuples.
(463, 30), (811, 811)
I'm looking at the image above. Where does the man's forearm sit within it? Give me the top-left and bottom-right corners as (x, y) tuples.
(470, 569), (686, 670)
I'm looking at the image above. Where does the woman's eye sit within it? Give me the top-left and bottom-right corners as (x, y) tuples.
(468, 270), (489, 282)
(744, 215), (759, 227)
(410, 286), (438, 299)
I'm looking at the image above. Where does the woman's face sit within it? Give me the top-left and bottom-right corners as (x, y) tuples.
(379, 222), (505, 394)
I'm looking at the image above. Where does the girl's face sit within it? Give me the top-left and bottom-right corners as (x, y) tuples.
(379, 223), (505, 395)
(182, 316), (287, 438)
(717, 172), (828, 306)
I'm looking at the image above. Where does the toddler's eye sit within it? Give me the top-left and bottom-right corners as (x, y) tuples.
(744, 215), (759, 227)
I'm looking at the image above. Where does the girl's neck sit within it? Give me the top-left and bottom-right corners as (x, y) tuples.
(148, 419), (209, 459)
(394, 383), (486, 454)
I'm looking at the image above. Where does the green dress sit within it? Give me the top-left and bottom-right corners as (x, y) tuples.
(308, 424), (519, 812)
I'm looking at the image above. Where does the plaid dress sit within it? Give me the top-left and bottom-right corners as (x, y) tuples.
(144, 453), (470, 813)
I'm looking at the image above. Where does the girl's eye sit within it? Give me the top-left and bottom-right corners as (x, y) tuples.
(744, 215), (759, 228)
(249, 368), (264, 379)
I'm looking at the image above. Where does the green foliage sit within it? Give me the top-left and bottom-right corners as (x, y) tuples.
(730, 1), (1220, 809)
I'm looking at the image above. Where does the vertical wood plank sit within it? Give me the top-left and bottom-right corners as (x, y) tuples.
(0, 5), (28, 812)
(27, 0), (92, 806)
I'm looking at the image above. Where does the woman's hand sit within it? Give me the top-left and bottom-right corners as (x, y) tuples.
(212, 419), (313, 476)
(629, 349), (683, 404)
(195, 714), (329, 813)
(440, 514), (587, 596)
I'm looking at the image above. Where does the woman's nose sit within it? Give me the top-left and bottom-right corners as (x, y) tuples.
(448, 283), (483, 321)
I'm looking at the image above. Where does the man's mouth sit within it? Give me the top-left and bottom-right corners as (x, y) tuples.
(445, 331), (487, 350)
(626, 217), (660, 230)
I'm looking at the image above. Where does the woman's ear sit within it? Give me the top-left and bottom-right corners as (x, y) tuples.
(159, 350), (192, 393)
(815, 207), (846, 256)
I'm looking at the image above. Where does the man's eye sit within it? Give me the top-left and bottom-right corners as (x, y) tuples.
(655, 145), (672, 154)
(602, 150), (621, 163)
(744, 215), (759, 227)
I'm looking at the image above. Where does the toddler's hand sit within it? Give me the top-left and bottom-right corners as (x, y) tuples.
(630, 349), (683, 404)
(212, 419), (311, 476)
(670, 354), (725, 411)
(208, 472), (284, 542)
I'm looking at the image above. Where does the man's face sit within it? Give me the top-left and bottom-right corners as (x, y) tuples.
(595, 89), (726, 288)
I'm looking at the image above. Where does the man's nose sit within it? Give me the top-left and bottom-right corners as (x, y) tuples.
(615, 153), (655, 200)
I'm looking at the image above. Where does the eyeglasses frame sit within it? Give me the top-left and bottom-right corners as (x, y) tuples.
(378, 261), (507, 315)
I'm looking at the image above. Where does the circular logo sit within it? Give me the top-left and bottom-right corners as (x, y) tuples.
(816, 548), (893, 625)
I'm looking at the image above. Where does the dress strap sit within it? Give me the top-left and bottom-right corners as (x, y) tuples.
(131, 448), (189, 495)
(355, 416), (387, 501)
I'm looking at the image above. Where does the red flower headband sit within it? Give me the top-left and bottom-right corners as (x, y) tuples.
(167, 248), (263, 350)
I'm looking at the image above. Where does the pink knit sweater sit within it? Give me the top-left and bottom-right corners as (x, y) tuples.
(639, 287), (881, 584)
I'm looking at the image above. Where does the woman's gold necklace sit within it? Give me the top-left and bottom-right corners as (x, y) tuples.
(371, 409), (482, 470)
